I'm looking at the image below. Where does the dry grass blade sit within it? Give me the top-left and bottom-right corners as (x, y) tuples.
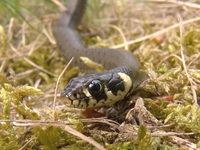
(51, 0), (67, 11)
(43, 28), (56, 45)
(19, 138), (37, 150)
(64, 125), (106, 150)
(149, 0), (200, 9)
(105, 24), (128, 50)
(178, 16), (197, 105)
(52, 57), (106, 149)
(112, 17), (200, 49)
(52, 57), (74, 119)
(9, 44), (58, 77)
(0, 119), (106, 150)
(1, 0), (200, 149)
(151, 131), (196, 149)
(170, 136), (196, 150)
(19, 138), (36, 150)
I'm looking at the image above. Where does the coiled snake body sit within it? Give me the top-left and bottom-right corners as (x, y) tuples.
(53, 0), (146, 108)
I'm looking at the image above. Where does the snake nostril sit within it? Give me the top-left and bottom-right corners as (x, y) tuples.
(61, 90), (66, 97)
(73, 93), (77, 98)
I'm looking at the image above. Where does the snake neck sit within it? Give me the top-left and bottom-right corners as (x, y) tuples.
(53, 0), (87, 50)
(53, 0), (140, 72)
(64, 0), (87, 28)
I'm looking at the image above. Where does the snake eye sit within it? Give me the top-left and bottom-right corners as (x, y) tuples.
(88, 80), (103, 96)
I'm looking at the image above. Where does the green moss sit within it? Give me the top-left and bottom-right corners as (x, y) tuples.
(0, 0), (200, 149)
(165, 104), (200, 133)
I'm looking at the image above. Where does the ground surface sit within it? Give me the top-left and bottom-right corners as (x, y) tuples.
(0, 0), (200, 149)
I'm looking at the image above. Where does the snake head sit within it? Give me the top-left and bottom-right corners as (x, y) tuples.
(60, 70), (136, 108)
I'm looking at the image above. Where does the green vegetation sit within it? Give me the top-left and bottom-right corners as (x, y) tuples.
(0, 0), (200, 149)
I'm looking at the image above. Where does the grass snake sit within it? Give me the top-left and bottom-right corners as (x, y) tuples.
(53, 0), (146, 108)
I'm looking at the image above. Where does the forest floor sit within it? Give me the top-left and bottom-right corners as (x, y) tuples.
(0, 0), (200, 149)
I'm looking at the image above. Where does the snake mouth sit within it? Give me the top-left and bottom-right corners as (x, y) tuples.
(59, 96), (72, 107)
(60, 91), (91, 108)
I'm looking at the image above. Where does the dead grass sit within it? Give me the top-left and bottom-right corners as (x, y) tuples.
(0, 0), (200, 149)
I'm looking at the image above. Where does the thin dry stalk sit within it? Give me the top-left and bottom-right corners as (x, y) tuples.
(52, 57), (74, 118)
(178, 16), (198, 105)
(149, 0), (200, 9)
(112, 17), (200, 49)
(105, 24), (129, 50)
(51, 0), (67, 11)
(9, 44), (58, 77)
(0, 119), (106, 150)
(64, 125), (106, 150)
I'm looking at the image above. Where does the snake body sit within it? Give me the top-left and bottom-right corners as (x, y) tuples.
(53, 0), (146, 108)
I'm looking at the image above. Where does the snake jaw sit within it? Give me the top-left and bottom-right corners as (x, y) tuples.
(60, 70), (137, 108)
(59, 96), (72, 107)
